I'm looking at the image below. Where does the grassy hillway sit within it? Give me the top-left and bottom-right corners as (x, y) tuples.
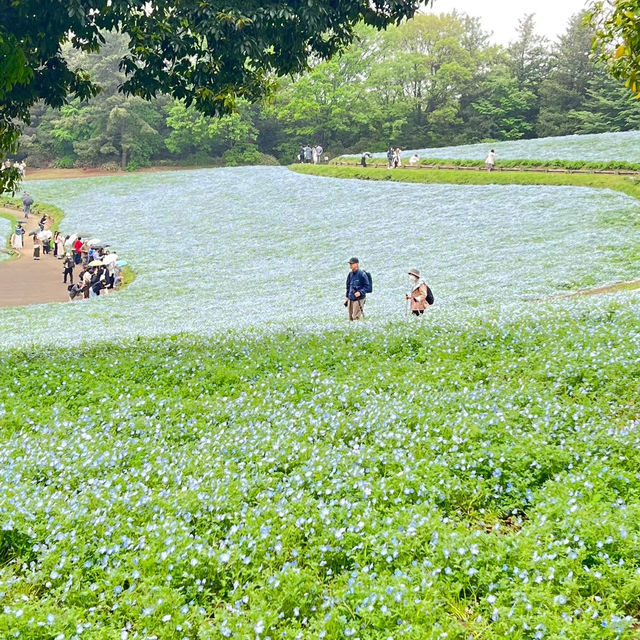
(332, 157), (640, 173)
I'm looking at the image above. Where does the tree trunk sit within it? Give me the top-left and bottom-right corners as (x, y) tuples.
(121, 147), (127, 170)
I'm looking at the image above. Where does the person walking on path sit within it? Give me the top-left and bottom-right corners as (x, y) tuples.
(11, 222), (25, 249)
(345, 257), (369, 321)
(406, 268), (431, 316)
(62, 254), (74, 284)
(485, 149), (496, 171)
(386, 147), (394, 169)
(33, 238), (41, 260)
(21, 192), (33, 218)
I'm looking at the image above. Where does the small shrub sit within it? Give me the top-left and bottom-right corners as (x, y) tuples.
(97, 162), (121, 172)
(54, 155), (76, 169)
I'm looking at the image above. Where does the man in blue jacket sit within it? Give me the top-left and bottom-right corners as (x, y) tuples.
(345, 257), (368, 321)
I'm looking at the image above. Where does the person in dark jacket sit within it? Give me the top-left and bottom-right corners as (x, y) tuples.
(345, 257), (369, 321)
(63, 254), (74, 284)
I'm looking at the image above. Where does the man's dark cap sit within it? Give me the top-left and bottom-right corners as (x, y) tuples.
(348, 257), (359, 264)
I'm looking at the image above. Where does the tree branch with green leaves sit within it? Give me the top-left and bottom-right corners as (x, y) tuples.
(0, 0), (421, 192)
(590, 1), (640, 96)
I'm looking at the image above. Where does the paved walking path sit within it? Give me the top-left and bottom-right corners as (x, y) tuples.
(0, 207), (69, 307)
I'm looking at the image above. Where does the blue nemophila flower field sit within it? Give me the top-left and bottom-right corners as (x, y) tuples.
(1, 305), (640, 639)
(1, 165), (639, 348)
(1, 155), (640, 638)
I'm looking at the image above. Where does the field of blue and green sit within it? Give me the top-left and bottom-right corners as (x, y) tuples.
(2, 132), (640, 639)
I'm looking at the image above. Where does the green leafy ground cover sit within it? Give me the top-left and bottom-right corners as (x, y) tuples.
(1, 303), (640, 639)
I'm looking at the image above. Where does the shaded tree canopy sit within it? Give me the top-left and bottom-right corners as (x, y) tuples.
(0, 0), (421, 191)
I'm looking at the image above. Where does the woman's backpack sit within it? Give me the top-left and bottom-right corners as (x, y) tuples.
(426, 285), (434, 305)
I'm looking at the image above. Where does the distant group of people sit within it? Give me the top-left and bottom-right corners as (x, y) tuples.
(64, 242), (125, 300)
(360, 147), (405, 168)
(344, 257), (433, 321)
(360, 147), (414, 169)
(1, 159), (27, 178)
(9, 195), (126, 301)
(358, 147), (498, 171)
(298, 145), (324, 164)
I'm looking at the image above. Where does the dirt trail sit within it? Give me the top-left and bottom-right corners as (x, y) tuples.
(549, 279), (640, 299)
(0, 207), (70, 307)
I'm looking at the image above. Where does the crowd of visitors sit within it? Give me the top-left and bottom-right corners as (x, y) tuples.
(60, 232), (127, 299)
(298, 145), (325, 164)
(9, 202), (127, 301)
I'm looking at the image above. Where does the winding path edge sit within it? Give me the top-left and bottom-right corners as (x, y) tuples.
(0, 205), (70, 307)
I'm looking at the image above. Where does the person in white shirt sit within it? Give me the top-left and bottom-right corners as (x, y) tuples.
(485, 149), (496, 171)
(393, 148), (402, 168)
(409, 153), (420, 165)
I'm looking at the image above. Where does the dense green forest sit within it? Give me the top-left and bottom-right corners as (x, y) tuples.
(15, 10), (640, 170)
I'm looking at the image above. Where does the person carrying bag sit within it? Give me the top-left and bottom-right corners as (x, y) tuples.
(345, 257), (371, 321)
(406, 268), (433, 316)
